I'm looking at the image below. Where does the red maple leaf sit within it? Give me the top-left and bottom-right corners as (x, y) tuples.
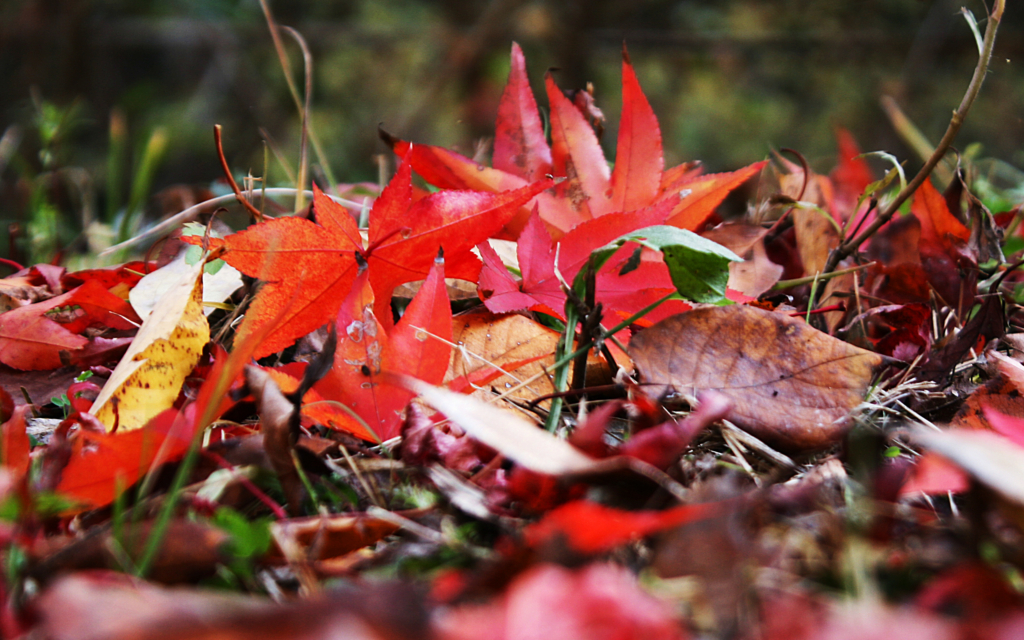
(477, 201), (690, 325)
(187, 159), (551, 359)
(384, 43), (766, 238)
(313, 253), (452, 441)
(0, 280), (139, 371)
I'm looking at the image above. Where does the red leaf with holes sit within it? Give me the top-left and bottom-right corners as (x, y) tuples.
(186, 159), (550, 359)
(62, 261), (154, 293)
(314, 255), (452, 441)
(0, 293), (89, 371)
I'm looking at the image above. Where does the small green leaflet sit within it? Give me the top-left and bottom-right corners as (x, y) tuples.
(182, 222), (225, 274)
(589, 225), (741, 304)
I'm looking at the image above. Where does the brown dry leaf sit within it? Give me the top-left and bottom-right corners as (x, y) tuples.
(701, 222), (768, 257)
(445, 310), (571, 405)
(817, 270), (856, 334)
(781, 171), (840, 277)
(727, 239), (783, 299)
(89, 259), (208, 432)
(245, 365), (303, 514)
(629, 305), (885, 450)
(446, 310), (619, 405)
(269, 512), (401, 564)
(29, 519), (229, 585)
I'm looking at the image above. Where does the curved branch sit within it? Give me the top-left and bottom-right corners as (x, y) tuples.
(822, 0), (1004, 275)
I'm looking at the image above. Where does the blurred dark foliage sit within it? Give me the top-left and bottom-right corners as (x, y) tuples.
(1, 0), (1023, 262)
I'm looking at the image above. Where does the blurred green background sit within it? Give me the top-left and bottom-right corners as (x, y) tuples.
(2, 0), (1023, 264)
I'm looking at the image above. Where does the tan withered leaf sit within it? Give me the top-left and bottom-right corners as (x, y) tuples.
(629, 305), (886, 450)
(445, 310), (617, 406)
(90, 259), (209, 432)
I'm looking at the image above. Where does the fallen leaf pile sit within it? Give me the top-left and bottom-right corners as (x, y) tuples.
(5, 29), (1024, 640)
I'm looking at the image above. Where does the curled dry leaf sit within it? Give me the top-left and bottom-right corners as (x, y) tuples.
(89, 259), (208, 432)
(629, 305), (886, 450)
(246, 365), (303, 514)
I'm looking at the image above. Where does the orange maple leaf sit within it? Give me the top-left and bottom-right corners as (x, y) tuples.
(187, 159), (551, 359)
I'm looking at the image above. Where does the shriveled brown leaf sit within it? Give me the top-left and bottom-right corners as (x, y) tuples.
(246, 365), (302, 515)
(630, 305), (886, 450)
(780, 169), (840, 277)
(269, 512), (400, 565)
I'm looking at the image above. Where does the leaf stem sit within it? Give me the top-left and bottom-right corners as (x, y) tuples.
(772, 262), (875, 291)
(214, 125), (263, 223)
(821, 0), (1003, 276)
(281, 26), (312, 214)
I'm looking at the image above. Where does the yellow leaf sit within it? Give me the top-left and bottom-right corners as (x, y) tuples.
(90, 260), (209, 431)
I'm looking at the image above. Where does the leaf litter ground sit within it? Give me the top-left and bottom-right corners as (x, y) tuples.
(5, 25), (1024, 639)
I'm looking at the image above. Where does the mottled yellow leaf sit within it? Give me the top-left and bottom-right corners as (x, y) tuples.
(90, 260), (209, 431)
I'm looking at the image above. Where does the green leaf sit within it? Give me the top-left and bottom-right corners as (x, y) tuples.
(213, 507), (272, 561)
(589, 225), (741, 304)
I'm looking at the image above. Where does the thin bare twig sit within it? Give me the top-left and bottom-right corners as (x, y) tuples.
(214, 124), (263, 223)
(99, 188), (367, 256)
(822, 0), (1004, 275)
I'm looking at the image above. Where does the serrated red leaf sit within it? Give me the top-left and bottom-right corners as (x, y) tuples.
(494, 43), (552, 182)
(830, 127), (874, 215)
(384, 135), (571, 238)
(911, 177), (975, 314)
(913, 177), (970, 247)
(62, 261), (154, 293)
(314, 255), (452, 441)
(664, 161), (768, 230)
(478, 211), (562, 315)
(545, 71), (611, 220)
(48, 279), (141, 335)
(610, 48), (663, 213)
(0, 292), (89, 371)
(188, 160), (550, 358)
(391, 45), (763, 244)
(478, 201), (676, 320)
